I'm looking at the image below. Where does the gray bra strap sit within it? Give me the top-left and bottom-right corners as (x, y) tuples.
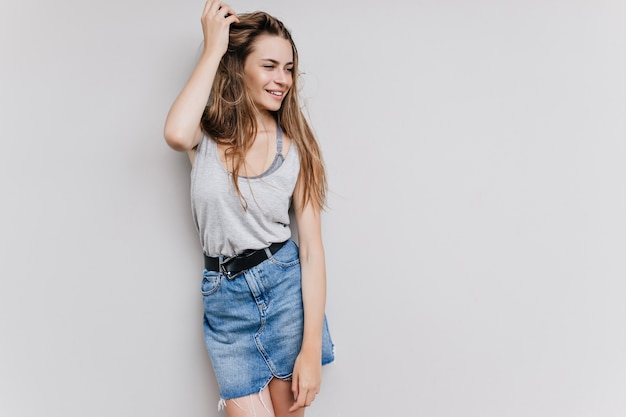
(248, 120), (284, 179)
(276, 119), (283, 154)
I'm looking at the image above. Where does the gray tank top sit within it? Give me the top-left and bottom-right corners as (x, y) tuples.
(190, 123), (300, 257)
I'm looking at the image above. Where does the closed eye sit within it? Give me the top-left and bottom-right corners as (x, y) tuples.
(261, 59), (294, 71)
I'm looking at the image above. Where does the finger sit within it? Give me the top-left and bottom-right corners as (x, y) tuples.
(223, 13), (239, 25)
(291, 373), (299, 398)
(216, 4), (238, 19)
(288, 377), (300, 412)
(203, 1), (229, 20)
(305, 389), (317, 406)
(288, 390), (307, 413)
(202, 0), (218, 17)
(295, 389), (309, 408)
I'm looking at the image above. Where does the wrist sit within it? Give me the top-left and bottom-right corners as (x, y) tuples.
(199, 48), (225, 65)
(300, 341), (322, 357)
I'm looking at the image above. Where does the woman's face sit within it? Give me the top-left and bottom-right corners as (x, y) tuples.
(243, 35), (294, 112)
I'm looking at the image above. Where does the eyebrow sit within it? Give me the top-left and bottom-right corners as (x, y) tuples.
(261, 59), (294, 66)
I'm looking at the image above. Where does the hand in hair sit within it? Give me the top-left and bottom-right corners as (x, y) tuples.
(201, 0), (239, 57)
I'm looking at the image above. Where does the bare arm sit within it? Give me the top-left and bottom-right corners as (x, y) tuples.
(289, 184), (327, 412)
(163, 1), (239, 152)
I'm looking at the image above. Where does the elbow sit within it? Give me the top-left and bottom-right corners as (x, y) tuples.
(164, 127), (194, 152)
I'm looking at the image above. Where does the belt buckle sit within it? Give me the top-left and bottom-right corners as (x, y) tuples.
(219, 255), (240, 280)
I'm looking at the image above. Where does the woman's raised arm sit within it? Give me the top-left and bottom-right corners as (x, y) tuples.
(163, 1), (238, 151)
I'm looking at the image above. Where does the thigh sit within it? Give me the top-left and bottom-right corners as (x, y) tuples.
(224, 387), (275, 417)
(268, 379), (304, 417)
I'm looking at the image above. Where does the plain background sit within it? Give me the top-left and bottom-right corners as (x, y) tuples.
(1, 0), (625, 416)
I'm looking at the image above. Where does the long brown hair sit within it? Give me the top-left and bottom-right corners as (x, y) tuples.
(201, 11), (327, 210)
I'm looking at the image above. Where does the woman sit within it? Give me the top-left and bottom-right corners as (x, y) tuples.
(163, 2), (334, 416)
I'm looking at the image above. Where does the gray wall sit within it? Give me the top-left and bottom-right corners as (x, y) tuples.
(2, 0), (625, 416)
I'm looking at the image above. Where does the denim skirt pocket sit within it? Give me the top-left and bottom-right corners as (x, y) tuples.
(201, 269), (222, 296)
(267, 239), (300, 268)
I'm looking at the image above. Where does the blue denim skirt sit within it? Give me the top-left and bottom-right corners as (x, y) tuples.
(201, 239), (335, 400)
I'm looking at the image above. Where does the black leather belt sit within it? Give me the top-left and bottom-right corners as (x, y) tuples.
(204, 241), (287, 279)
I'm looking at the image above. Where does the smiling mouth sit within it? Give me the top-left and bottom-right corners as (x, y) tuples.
(267, 90), (284, 97)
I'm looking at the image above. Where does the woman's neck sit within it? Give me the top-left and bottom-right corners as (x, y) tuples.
(255, 111), (276, 131)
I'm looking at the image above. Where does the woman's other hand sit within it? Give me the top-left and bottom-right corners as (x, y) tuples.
(201, 1), (239, 57)
(289, 347), (322, 412)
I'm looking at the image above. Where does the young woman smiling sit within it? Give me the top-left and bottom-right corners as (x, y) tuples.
(163, 2), (334, 416)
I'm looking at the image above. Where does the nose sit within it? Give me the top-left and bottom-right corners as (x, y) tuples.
(274, 69), (289, 85)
